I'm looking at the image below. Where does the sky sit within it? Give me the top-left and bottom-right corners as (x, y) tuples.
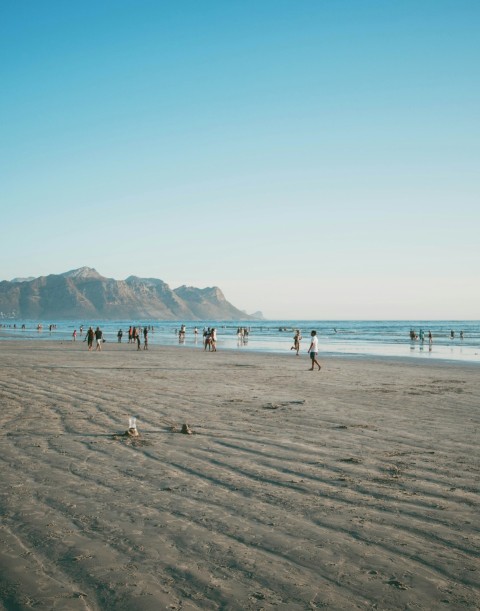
(1, 0), (479, 319)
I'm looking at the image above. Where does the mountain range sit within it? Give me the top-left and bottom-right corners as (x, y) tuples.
(0, 267), (260, 320)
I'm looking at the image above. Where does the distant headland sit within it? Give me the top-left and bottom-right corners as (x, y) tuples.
(0, 267), (264, 321)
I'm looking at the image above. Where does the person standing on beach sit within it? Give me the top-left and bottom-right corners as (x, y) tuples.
(290, 330), (302, 355)
(307, 331), (321, 371)
(204, 329), (212, 351)
(95, 327), (103, 351)
(143, 326), (148, 350)
(72, 329), (77, 342)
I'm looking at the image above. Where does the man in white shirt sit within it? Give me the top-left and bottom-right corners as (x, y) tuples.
(307, 330), (321, 371)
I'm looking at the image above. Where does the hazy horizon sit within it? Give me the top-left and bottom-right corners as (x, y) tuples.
(1, 266), (479, 322)
(1, 1), (479, 319)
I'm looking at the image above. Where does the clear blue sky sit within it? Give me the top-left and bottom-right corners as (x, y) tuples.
(1, 0), (479, 318)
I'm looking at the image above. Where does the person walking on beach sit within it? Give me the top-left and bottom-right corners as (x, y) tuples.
(86, 326), (94, 351)
(95, 326), (103, 351)
(290, 330), (302, 355)
(307, 330), (321, 371)
(72, 329), (77, 342)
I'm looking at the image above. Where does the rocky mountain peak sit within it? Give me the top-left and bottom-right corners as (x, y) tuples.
(60, 267), (103, 280)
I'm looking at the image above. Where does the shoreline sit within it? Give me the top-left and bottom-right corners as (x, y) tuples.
(2, 318), (480, 360)
(1, 335), (479, 369)
(1, 340), (479, 609)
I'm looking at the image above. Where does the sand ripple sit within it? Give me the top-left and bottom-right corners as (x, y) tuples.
(0, 341), (479, 609)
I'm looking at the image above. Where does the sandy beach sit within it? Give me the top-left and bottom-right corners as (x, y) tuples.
(0, 339), (478, 610)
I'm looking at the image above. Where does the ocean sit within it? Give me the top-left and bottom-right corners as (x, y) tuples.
(1, 319), (479, 363)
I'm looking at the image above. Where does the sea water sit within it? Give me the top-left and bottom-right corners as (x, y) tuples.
(1, 320), (479, 363)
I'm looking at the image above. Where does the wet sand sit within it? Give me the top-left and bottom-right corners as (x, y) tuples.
(0, 340), (479, 610)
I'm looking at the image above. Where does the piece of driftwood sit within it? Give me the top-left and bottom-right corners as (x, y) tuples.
(170, 423), (194, 435)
